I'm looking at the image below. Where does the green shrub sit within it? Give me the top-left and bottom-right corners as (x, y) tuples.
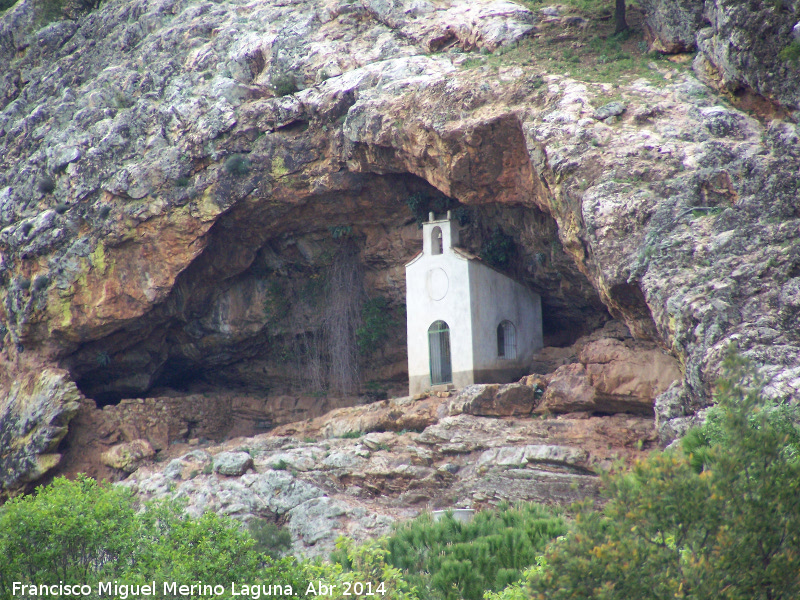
(339, 430), (363, 439)
(0, 476), (342, 600)
(779, 40), (800, 63)
(37, 176), (55, 194)
(405, 192), (461, 226)
(356, 296), (396, 356)
(248, 520), (293, 559)
(0, 476), (139, 595)
(175, 176), (190, 187)
(272, 458), (289, 470)
(526, 353), (800, 600)
(381, 503), (566, 600)
(320, 538), (418, 600)
(272, 74), (299, 96)
(224, 154), (251, 176)
(481, 228), (516, 268)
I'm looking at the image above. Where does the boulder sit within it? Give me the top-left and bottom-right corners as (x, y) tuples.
(213, 451), (254, 476)
(449, 383), (538, 417)
(639, 0), (705, 53)
(477, 445), (589, 470)
(538, 363), (598, 414)
(538, 339), (680, 416)
(164, 450), (213, 480)
(100, 440), (155, 473)
(0, 369), (82, 496)
(593, 101), (626, 120)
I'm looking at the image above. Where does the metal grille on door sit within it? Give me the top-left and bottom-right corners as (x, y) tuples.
(428, 320), (452, 385)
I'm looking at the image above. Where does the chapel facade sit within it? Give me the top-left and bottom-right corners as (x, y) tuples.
(405, 213), (543, 395)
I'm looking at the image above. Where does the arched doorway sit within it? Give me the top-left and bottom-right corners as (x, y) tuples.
(428, 320), (452, 385)
(497, 320), (517, 359)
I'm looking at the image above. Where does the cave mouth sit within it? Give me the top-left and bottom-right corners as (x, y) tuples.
(67, 174), (611, 409)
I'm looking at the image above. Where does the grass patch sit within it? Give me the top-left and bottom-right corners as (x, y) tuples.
(456, 3), (685, 87)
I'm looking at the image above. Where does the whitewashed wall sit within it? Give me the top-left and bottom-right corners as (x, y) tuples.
(405, 216), (542, 395)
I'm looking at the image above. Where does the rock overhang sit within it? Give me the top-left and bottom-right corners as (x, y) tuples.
(1, 0), (799, 495)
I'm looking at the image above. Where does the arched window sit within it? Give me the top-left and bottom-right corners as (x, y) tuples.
(497, 320), (516, 359)
(431, 226), (443, 255)
(428, 320), (452, 384)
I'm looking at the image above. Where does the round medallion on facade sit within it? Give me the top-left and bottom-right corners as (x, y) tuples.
(426, 268), (449, 301)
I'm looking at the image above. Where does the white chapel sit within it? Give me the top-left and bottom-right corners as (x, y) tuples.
(405, 212), (543, 395)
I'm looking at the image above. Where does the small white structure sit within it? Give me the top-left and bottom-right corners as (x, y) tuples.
(405, 212), (543, 395)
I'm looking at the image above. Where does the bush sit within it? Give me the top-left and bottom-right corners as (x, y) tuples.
(37, 176), (55, 194)
(405, 192), (461, 226)
(224, 154), (251, 176)
(779, 41), (800, 63)
(481, 228), (516, 268)
(272, 74), (299, 96)
(526, 353), (800, 600)
(321, 538), (418, 600)
(0, 476), (285, 600)
(248, 520), (293, 559)
(382, 503), (566, 600)
(356, 296), (396, 356)
(0, 476), (139, 596)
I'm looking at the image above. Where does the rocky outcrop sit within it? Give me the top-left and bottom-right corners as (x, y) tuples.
(538, 337), (681, 416)
(1, 0), (800, 491)
(639, 0), (706, 53)
(0, 367), (81, 496)
(122, 394), (655, 557)
(448, 383), (538, 417)
(100, 439), (155, 472)
(213, 451), (254, 476)
(641, 0), (800, 110)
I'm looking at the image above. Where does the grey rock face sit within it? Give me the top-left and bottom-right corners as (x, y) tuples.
(639, 0), (705, 53)
(213, 451), (254, 476)
(121, 406), (655, 557)
(641, 0), (800, 109)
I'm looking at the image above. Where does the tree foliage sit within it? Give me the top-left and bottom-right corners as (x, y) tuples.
(374, 503), (566, 600)
(0, 475), (136, 593)
(0, 477), (293, 600)
(527, 354), (800, 600)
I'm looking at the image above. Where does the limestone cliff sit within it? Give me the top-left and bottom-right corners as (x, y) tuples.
(1, 0), (799, 495)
